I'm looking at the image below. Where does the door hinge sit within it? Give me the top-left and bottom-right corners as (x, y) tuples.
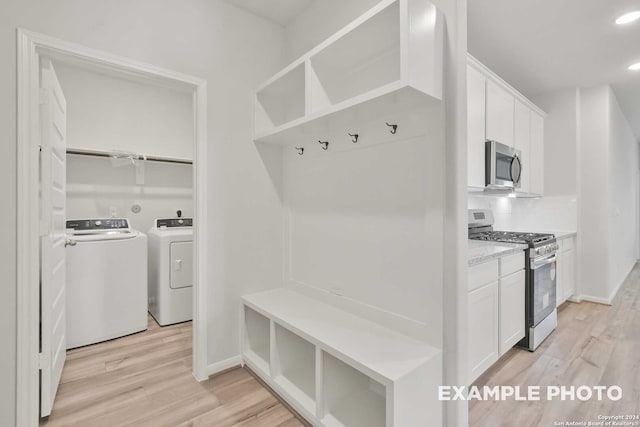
(39, 88), (49, 105)
(38, 352), (45, 370)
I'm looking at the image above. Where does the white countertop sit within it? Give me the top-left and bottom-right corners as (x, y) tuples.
(468, 240), (528, 266)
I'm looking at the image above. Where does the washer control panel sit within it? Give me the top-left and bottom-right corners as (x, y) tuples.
(156, 218), (193, 228)
(66, 219), (130, 230)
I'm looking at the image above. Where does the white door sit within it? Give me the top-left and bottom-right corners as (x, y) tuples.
(468, 281), (499, 384)
(467, 65), (486, 189)
(499, 270), (525, 355)
(39, 58), (68, 418)
(485, 80), (515, 147)
(514, 99), (531, 193)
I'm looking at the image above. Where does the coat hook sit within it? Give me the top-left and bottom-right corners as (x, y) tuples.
(348, 133), (359, 143)
(385, 122), (398, 134)
(318, 140), (329, 150)
(295, 147), (304, 155)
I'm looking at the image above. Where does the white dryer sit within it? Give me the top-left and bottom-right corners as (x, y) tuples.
(66, 218), (148, 349)
(147, 218), (193, 326)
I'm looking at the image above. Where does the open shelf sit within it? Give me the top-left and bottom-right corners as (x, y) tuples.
(253, 0), (444, 146)
(322, 351), (386, 427)
(255, 63), (306, 135)
(243, 306), (270, 375)
(273, 324), (316, 414)
(309, 1), (400, 111)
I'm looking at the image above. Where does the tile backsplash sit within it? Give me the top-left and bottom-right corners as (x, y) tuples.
(468, 195), (577, 232)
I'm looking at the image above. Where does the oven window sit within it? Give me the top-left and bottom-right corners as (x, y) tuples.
(496, 152), (513, 182)
(531, 261), (557, 326)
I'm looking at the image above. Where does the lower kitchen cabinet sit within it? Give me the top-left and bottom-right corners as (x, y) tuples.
(556, 237), (576, 305)
(499, 270), (525, 355)
(468, 252), (526, 384)
(468, 281), (499, 383)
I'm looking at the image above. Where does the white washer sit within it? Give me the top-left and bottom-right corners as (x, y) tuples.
(66, 218), (148, 349)
(147, 218), (193, 326)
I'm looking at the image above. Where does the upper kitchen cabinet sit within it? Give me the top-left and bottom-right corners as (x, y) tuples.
(467, 55), (546, 196)
(486, 80), (515, 147)
(253, 0), (444, 146)
(529, 111), (545, 195)
(467, 65), (486, 189)
(514, 99), (531, 193)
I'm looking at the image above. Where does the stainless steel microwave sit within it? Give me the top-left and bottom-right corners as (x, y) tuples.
(486, 140), (522, 190)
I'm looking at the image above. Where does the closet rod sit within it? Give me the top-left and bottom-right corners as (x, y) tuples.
(66, 148), (193, 165)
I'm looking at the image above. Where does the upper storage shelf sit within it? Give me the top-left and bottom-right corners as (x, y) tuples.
(253, 0), (444, 146)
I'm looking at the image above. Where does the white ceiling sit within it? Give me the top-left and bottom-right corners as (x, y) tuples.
(468, 0), (640, 140)
(222, 0), (312, 26)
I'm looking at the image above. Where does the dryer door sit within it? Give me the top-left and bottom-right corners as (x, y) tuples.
(170, 241), (193, 289)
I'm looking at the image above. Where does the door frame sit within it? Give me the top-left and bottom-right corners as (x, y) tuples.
(16, 29), (209, 426)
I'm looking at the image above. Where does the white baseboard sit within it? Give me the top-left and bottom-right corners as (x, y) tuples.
(577, 261), (636, 306)
(206, 355), (242, 377)
(576, 294), (612, 305)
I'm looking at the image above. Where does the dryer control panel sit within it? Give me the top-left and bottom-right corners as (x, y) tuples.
(66, 219), (130, 230)
(156, 218), (193, 228)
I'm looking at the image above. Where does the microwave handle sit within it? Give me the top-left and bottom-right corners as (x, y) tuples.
(510, 155), (522, 185)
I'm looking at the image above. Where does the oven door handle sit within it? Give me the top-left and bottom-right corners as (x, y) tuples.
(531, 254), (557, 270)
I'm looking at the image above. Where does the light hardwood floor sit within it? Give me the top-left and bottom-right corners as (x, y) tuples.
(41, 316), (306, 427)
(470, 262), (640, 427)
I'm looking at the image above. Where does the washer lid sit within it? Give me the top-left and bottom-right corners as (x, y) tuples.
(68, 229), (141, 242)
(66, 218), (140, 242)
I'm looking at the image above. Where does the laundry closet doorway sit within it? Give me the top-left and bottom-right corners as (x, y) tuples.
(17, 30), (209, 427)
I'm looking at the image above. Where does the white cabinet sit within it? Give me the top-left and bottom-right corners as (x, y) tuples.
(467, 65), (486, 189)
(466, 55), (546, 194)
(514, 99), (531, 193)
(485, 80), (515, 147)
(499, 270), (525, 355)
(468, 251), (525, 383)
(468, 281), (499, 383)
(530, 111), (545, 195)
(556, 237), (576, 306)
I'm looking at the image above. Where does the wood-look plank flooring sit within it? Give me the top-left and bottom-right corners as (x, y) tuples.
(41, 315), (306, 427)
(470, 262), (640, 427)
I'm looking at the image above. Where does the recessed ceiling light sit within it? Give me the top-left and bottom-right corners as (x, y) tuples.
(616, 11), (640, 24)
(629, 62), (640, 71)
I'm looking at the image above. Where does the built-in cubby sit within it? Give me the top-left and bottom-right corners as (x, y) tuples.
(253, 0), (444, 146)
(321, 352), (386, 427)
(308, 2), (400, 112)
(272, 323), (316, 413)
(254, 63), (305, 135)
(241, 288), (442, 426)
(242, 306), (270, 375)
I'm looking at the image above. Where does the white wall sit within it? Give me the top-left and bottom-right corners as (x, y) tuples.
(66, 155), (193, 233)
(532, 88), (579, 197)
(1, 2), (286, 422)
(608, 87), (639, 296)
(54, 63), (194, 160)
(578, 85), (614, 302)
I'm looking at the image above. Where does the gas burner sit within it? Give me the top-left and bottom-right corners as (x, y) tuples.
(471, 231), (555, 246)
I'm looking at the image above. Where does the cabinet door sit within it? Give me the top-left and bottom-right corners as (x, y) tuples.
(564, 249), (575, 300)
(499, 270), (525, 355)
(530, 111), (544, 195)
(467, 65), (486, 188)
(486, 80), (515, 147)
(555, 251), (565, 306)
(468, 281), (499, 384)
(514, 100), (531, 193)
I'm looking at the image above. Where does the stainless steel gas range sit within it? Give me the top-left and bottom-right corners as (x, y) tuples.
(468, 209), (559, 351)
